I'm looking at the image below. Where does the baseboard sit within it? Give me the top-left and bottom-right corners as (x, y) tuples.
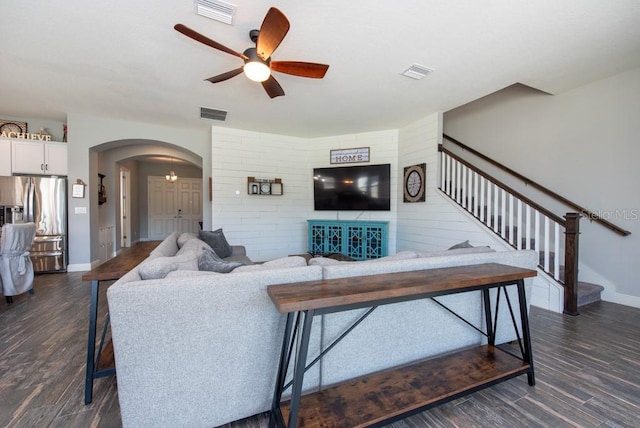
(606, 293), (640, 309)
(66, 263), (92, 272)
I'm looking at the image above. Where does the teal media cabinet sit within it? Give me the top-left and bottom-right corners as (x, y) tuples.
(307, 220), (389, 260)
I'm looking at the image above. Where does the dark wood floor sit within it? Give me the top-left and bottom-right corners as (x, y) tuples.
(1, 272), (640, 428)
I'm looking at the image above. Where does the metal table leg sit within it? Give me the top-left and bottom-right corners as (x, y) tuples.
(517, 279), (535, 386)
(84, 279), (100, 404)
(270, 313), (296, 428)
(287, 309), (315, 428)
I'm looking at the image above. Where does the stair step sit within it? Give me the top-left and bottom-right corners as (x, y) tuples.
(578, 281), (604, 307)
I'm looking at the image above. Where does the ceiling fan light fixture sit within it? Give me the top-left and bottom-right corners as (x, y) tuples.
(242, 47), (271, 82)
(243, 61), (271, 82)
(175, 8), (327, 98)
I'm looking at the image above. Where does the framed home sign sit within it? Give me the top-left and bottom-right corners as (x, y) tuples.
(330, 147), (370, 164)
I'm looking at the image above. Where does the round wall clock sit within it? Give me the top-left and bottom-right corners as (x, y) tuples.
(403, 163), (426, 203)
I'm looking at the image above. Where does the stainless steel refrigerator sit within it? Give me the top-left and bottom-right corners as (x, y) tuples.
(0, 175), (67, 272)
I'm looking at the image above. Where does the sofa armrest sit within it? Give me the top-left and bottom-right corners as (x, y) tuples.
(223, 245), (253, 265)
(229, 245), (246, 257)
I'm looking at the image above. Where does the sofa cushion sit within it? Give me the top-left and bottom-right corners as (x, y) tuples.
(177, 237), (212, 259)
(308, 251), (417, 266)
(150, 231), (181, 257)
(199, 247), (244, 273)
(308, 257), (342, 266)
(177, 232), (197, 248)
(365, 250), (418, 262)
(165, 270), (222, 278)
(138, 250), (199, 280)
(199, 229), (232, 258)
(233, 256), (307, 272)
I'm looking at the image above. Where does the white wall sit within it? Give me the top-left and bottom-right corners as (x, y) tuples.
(396, 112), (513, 252)
(66, 114), (211, 270)
(211, 127), (399, 262)
(443, 68), (640, 306)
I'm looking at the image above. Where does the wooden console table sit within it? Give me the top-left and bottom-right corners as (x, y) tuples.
(267, 263), (537, 427)
(82, 240), (160, 405)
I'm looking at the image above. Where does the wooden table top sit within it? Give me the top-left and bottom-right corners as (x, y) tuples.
(81, 241), (161, 282)
(267, 262), (537, 314)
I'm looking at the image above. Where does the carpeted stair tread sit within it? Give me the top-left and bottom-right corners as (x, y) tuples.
(578, 281), (604, 307)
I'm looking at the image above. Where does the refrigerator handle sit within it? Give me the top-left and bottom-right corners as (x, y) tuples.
(27, 177), (35, 222)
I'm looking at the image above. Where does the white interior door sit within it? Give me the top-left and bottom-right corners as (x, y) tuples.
(148, 176), (202, 240)
(176, 178), (202, 233)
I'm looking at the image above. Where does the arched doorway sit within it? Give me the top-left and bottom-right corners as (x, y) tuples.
(93, 139), (203, 257)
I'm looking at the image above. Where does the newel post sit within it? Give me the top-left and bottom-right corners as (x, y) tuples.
(563, 212), (581, 316)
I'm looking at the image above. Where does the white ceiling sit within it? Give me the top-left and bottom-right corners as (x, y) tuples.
(2, 0), (639, 138)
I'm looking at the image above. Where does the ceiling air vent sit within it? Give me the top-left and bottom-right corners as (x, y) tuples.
(401, 64), (434, 80)
(194, 0), (236, 25)
(200, 107), (228, 121)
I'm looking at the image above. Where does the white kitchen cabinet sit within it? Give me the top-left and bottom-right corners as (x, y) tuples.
(0, 139), (11, 176)
(11, 140), (67, 175)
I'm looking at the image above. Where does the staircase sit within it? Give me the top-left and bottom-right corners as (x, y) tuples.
(486, 204), (604, 310)
(437, 136), (629, 314)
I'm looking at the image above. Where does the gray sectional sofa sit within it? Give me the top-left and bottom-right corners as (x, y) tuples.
(107, 232), (538, 428)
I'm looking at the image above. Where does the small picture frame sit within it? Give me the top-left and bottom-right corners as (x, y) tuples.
(72, 183), (85, 198)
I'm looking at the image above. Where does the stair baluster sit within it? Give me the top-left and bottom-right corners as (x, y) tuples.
(438, 146), (584, 314)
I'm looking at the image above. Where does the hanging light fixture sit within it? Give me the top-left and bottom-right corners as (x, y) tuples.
(166, 158), (178, 183)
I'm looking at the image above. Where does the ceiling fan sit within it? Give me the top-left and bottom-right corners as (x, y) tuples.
(174, 7), (329, 98)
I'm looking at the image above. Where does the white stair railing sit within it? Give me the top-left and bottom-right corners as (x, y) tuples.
(439, 150), (565, 281)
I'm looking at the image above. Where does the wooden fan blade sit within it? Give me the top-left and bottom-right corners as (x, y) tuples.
(261, 76), (285, 98)
(256, 7), (290, 60)
(270, 61), (329, 79)
(206, 68), (244, 84)
(174, 24), (247, 60)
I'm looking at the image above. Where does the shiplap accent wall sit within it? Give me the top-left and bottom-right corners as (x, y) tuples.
(308, 130), (399, 252)
(396, 112), (512, 253)
(212, 119), (514, 262)
(211, 127), (399, 262)
(211, 127), (309, 262)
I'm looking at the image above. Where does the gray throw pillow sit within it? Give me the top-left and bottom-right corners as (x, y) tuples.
(198, 247), (244, 273)
(198, 228), (233, 258)
(448, 240), (473, 250)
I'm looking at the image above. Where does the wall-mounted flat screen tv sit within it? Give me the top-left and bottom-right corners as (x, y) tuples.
(313, 164), (391, 211)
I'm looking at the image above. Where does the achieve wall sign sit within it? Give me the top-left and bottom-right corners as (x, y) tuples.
(0, 131), (52, 141)
(330, 147), (370, 164)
